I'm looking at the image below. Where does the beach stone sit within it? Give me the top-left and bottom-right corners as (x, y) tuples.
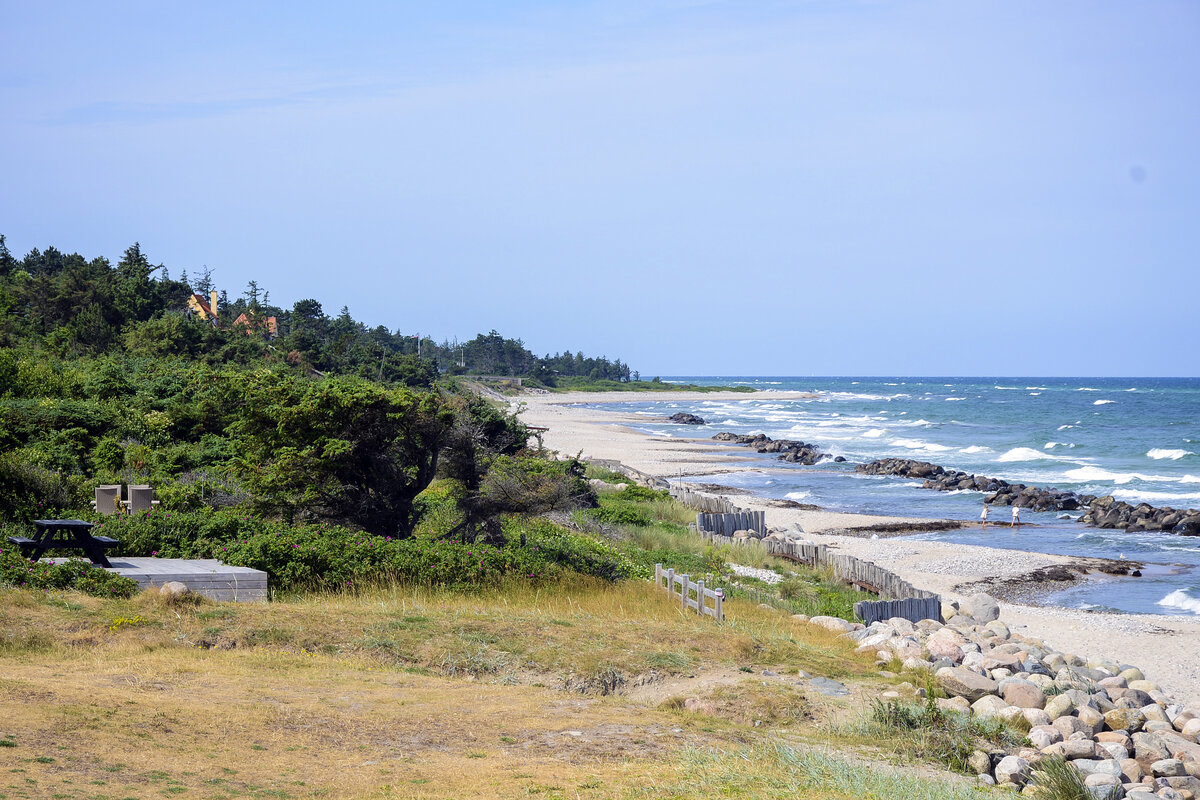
(1147, 721), (1178, 735)
(995, 755), (1031, 787)
(968, 749), (992, 775)
(1029, 725), (1062, 749)
(1101, 676), (1130, 691)
(1129, 680), (1161, 694)
(936, 696), (970, 714)
(1154, 760), (1188, 778)
(1082, 772), (1122, 795)
(983, 652), (1025, 671)
(1057, 715), (1098, 739)
(1044, 739), (1103, 760)
(1023, 708), (1053, 728)
(159, 581), (190, 597)
(985, 620), (1012, 638)
(937, 667), (999, 702)
(1124, 791), (1156, 800)
(1004, 679), (1047, 709)
(972, 695), (1011, 718)
(1144, 705), (1171, 724)
(809, 616), (855, 633)
(1098, 732), (1134, 748)
(1120, 757), (1144, 784)
(1120, 668), (1146, 683)
(926, 638), (965, 664)
(1079, 706), (1107, 735)
(962, 593), (1001, 623)
(1163, 776), (1200, 796)
(1108, 708), (1148, 733)
(1098, 742), (1131, 761)
(1132, 732), (1172, 766)
(1158, 731), (1200, 763)
(810, 677), (850, 697)
(1046, 694), (1076, 720)
(1183, 719), (1200, 739)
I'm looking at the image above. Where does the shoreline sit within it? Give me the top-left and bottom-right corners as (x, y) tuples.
(514, 390), (1200, 706)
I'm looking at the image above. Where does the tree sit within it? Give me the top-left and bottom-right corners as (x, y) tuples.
(227, 371), (454, 536)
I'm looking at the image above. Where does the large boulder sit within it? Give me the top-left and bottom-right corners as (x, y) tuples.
(936, 667), (999, 702)
(1002, 679), (1046, 709)
(994, 755), (1031, 787)
(961, 593), (1001, 623)
(1105, 707), (1147, 733)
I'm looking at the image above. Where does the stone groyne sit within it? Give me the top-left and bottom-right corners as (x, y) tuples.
(856, 458), (1200, 536)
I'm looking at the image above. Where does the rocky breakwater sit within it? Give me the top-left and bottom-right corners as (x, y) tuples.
(712, 432), (846, 466)
(816, 594), (1200, 797)
(857, 458), (1200, 536)
(668, 412), (706, 425)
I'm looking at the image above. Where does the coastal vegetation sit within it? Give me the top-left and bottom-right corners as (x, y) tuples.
(1, 237), (1037, 798)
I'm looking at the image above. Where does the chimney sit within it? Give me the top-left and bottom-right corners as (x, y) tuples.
(210, 290), (219, 318)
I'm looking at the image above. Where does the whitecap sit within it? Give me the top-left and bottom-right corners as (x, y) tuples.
(997, 447), (1060, 463)
(945, 397), (966, 401)
(1148, 448), (1194, 461)
(1029, 392), (1041, 396)
(891, 438), (952, 452)
(862, 428), (887, 438)
(1025, 387), (1049, 391)
(1111, 488), (1200, 504)
(1063, 466), (1177, 485)
(1094, 399), (1115, 406)
(1184, 475), (1200, 484)
(959, 445), (991, 454)
(994, 386), (1022, 390)
(1057, 424), (1079, 431)
(1078, 387), (1100, 391)
(1157, 590), (1200, 616)
(784, 491), (810, 501)
(720, 419), (739, 425)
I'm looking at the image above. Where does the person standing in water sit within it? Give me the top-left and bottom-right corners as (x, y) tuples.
(1011, 505), (1021, 528)
(980, 503), (990, 529)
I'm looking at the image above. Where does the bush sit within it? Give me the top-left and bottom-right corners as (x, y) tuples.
(0, 451), (82, 522)
(585, 502), (651, 527)
(0, 547), (138, 598)
(94, 508), (643, 593)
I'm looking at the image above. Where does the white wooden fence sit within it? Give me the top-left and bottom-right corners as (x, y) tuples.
(654, 563), (724, 621)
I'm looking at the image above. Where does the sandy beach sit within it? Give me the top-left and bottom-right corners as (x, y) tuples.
(515, 390), (1200, 706)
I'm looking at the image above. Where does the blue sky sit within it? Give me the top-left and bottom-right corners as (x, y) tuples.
(2, 1), (1197, 376)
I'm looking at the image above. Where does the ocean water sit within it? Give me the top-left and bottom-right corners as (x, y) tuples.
(581, 377), (1200, 616)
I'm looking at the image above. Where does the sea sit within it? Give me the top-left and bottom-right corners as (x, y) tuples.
(580, 377), (1200, 617)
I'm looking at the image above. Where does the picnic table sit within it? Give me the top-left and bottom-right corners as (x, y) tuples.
(7, 519), (119, 568)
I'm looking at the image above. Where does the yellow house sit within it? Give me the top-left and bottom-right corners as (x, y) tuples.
(187, 291), (219, 326)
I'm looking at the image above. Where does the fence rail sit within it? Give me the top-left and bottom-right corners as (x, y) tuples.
(654, 563), (724, 621)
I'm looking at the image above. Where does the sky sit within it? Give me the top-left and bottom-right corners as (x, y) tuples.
(2, 1), (1198, 376)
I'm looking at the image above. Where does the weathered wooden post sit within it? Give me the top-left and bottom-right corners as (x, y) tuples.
(696, 579), (705, 617)
(680, 575), (690, 611)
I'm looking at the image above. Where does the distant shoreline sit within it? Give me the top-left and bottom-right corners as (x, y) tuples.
(514, 389), (1200, 705)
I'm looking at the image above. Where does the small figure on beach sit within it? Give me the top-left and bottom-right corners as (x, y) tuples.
(1011, 505), (1021, 528)
(980, 503), (989, 529)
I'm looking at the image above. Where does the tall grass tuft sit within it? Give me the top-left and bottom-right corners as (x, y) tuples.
(1029, 756), (1091, 800)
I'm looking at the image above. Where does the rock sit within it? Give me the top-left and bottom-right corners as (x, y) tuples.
(159, 581), (190, 597)
(1079, 706), (1106, 735)
(1107, 708), (1148, 733)
(995, 755), (1031, 787)
(1183, 719), (1200, 739)
(1132, 732), (1172, 766)
(1163, 776), (1200, 796)
(683, 697), (717, 714)
(962, 593), (1001, 623)
(1120, 757), (1144, 784)
(1004, 680), (1047, 709)
(936, 696), (971, 714)
(1029, 725), (1062, 749)
(968, 749), (992, 775)
(809, 616), (855, 633)
(669, 413), (706, 425)
(1023, 708), (1053, 728)
(973, 695), (1011, 718)
(1056, 715), (1098, 740)
(1082, 772), (1122, 796)
(1154, 760), (1188, 778)
(937, 667), (999, 702)
(1046, 693), (1076, 720)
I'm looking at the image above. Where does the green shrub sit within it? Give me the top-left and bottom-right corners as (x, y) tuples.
(0, 450), (82, 522)
(586, 501), (651, 527)
(0, 547), (138, 598)
(94, 508), (642, 593)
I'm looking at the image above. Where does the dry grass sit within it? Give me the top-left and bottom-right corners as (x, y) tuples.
(0, 581), (889, 800)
